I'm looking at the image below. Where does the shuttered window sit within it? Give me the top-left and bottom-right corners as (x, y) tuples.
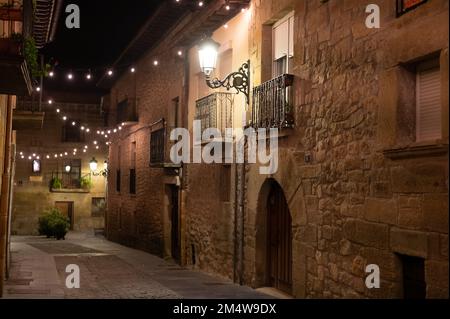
(273, 12), (294, 76)
(416, 66), (441, 142)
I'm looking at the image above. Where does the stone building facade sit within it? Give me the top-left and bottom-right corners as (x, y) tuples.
(105, 0), (448, 298)
(12, 91), (107, 235)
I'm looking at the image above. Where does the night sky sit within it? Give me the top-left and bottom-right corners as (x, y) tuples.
(41, 0), (164, 93)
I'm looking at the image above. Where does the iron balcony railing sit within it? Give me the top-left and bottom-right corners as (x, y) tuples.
(150, 127), (165, 165)
(251, 74), (294, 129)
(195, 92), (234, 136)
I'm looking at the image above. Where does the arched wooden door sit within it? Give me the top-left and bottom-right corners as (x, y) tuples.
(267, 182), (292, 294)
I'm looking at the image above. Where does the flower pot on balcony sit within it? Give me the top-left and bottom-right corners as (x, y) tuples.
(0, 38), (21, 56)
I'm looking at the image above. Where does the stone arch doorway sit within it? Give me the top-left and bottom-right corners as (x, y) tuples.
(255, 178), (293, 295)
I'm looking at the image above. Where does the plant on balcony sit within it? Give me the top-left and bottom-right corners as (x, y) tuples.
(22, 36), (39, 77)
(38, 208), (70, 240)
(80, 176), (93, 190)
(50, 176), (62, 190)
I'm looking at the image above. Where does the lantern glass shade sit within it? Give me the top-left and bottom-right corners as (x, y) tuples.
(89, 157), (98, 172)
(198, 38), (220, 76)
(65, 165), (71, 173)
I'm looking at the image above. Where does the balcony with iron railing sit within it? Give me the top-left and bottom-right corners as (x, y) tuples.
(251, 74), (294, 129)
(195, 92), (234, 139)
(49, 171), (92, 193)
(0, 0), (33, 96)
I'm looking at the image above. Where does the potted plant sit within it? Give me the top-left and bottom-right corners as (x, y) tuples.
(37, 208), (70, 240)
(50, 176), (62, 190)
(80, 176), (93, 190)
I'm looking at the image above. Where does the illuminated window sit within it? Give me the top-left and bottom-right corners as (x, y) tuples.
(32, 159), (41, 173)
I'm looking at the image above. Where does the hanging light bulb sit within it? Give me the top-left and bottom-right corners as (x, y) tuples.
(35, 86), (41, 92)
(56, 109), (60, 113)
(63, 116), (67, 121)
(48, 99), (53, 104)
(86, 73), (92, 80)
(67, 73), (73, 80)
(107, 69), (113, 76)
(86, 128), (90, 133)
(49, 71), (54, 77)
(130, 67), (136, 73)
(72, 121), (76, 126)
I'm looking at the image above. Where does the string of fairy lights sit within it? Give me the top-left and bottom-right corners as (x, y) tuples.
(18, 0), (249, 162)
(18, 98), (128, 162)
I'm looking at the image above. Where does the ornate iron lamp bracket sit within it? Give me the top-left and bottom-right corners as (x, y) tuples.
(205, 60), (250, 105)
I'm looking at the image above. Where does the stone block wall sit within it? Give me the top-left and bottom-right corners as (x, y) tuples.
(243, 0), (448, 298)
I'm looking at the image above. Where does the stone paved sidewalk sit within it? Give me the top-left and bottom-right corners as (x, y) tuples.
(2, 232), (273, 299)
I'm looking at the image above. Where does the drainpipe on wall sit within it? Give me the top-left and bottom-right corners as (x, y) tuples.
(180, 50), (190, 267)
(0, 96), (13, 296)
(6, 133), (16, 279)
(234, 136), (247, 285)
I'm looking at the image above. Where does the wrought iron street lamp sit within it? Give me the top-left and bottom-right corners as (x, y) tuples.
(89, 157), (109, 177)
(89, 157), (98, 172)
(198, 37), (250, 104)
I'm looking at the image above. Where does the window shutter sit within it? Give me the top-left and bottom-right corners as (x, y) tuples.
(416, 67), (441, 142)
(273, 19), (289, 61)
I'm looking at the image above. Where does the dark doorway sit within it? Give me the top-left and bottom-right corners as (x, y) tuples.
(266, 182), (292, 294)
(399, 254), (426, 299)
(170, 185), (180, 263)
(55, 201), (74, 230)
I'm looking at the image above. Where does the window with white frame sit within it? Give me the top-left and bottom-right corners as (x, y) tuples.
(416, 61), (441, 142)
(273, 12), (294, 77)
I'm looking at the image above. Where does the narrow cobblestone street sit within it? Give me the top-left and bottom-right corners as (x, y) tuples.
(3, 233), (272, 299)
